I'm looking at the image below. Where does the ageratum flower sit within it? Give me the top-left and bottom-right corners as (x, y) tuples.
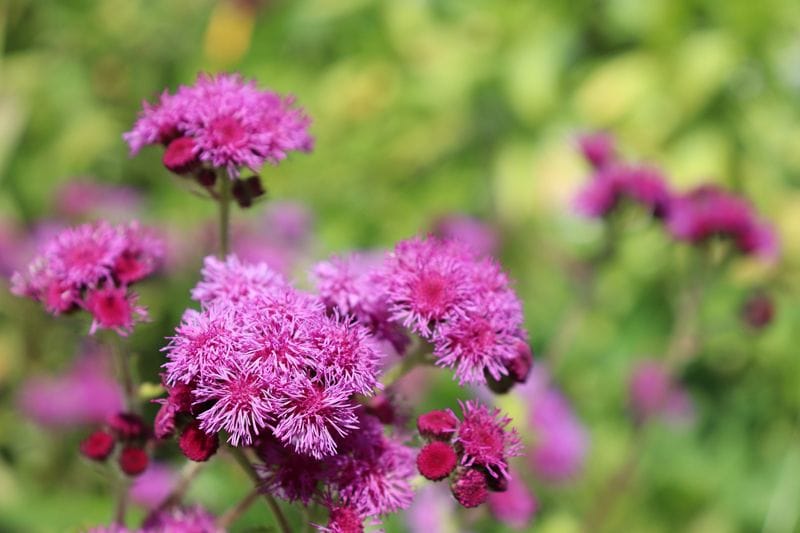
(11, 221), (163, 335)
(667, 184), (778, 260)
(313, 252), (409, 355)
(190, 254), (286, 306)
(455, 401), (522, 480)
(574, 164), (673, 219)
(124, 72), (313, 178)
(161, 256), (387, 454)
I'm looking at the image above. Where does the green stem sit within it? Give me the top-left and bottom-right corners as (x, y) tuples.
(217, 486), (261, 529)
(109, 334), (138, 413)
(218, 175), (232, 258)
(380, 347), (433, 389)
(228, 447), (292, 533)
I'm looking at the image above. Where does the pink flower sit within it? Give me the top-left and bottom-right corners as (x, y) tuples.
(190, 254), (286, 306)
(18, 346), (124, 427)
(124, 72), (313, 178)
(519, 365), (588, 482)
(382, 237), (474, 337)
(194, 356), (275, 446)
(577, 132), (617, 169)
(311, 315), (383, 395)
(455, 400), (522, 479)
(487, 474), (538, 529)
(271, 378), (360, 459)
(129, 464), (176, 509)
(667, 185), (779, 260)
(85, 286), (148, 336)
(406, 484), (456, 533)
(433, 214), (499, 257)
(628, 360), (694, 425)
(42, 221), (125, 287)
(314, 252), (409, 355)
(574, 164), (672, 219)
(55, 181), (143, 221)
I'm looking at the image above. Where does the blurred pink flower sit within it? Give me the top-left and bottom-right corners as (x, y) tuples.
(129, 463), (177, 509)
(433, 214), (499, 257)
(518, 364), (589, 483)
(487, 474), (538, 530)
(55, 181), (143, 221)
(18, 345), (124, 427)
(628, 359), (694, 425)
(406, 483), (457, 533)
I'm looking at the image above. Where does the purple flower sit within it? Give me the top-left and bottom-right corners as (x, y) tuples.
(194, 356), (275, 446)
(332, 424), (416, 516)
(271, 378), (360, 459)
(628, 359), (694, 425)
(487, 473), (538, 529)
(11, 221), (163, 335)
(406, 484), (456, 533)
(519, 365), (588, 482)
(577, 132), (617, 169)
(162, 304), (244, 384)
(382, 236), (527, 385)
(433, 214), (499, 257)
(455, 400), (522, 479)
(18, 346), (124, 427)
(574, 164), (672, 219)
(311, 315), (383, 395)
(141, 505), (222, 532)
(124, 73), (313, 178)
(191, 254), (286, 307)
(129, 463), (176, 509)
(314, 252), (409, 355)
(667, 185), (779, 260)
(382, 237), (474, 337)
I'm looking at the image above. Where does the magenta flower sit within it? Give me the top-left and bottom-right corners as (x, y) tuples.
(519, 365), (588, 482)
(314, 252), (409, 355)
(271, 378), (360, 459)
(382, 237), (474, 337)
(433, 214), (499, 257)
(124, 72), (313, 178)
(141, 505), (222, 532)
(628, 359), (694, 425)
(487, 473), (538, 530)
(332, 429), (416, 516)
(455, 400), (522, 479)
(667, 184), (778, 260)
(85, 286), (148, 336)
(18, 346), (124, 427)
(11, 221), (163, 335)
(382, 236), (527, 385)
(194, 356), (275, 446)
(574, 164), (672, 219)
(311, 315), (383, 395)
(190, 254), (286, 306)
(577, 131), (617, 169)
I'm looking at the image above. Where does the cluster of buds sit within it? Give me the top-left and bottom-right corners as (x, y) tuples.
(415, 402), (522, 508)
(80, 412), (151, 476)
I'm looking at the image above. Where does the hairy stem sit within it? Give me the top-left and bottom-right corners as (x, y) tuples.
(218, 174), (231, 258)
(228, 446), (292, 533)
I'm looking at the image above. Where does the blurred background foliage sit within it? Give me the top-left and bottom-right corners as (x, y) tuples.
(1, 0), (799, 531)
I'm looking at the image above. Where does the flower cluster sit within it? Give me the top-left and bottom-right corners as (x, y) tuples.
(257, 409), (416, 528)
(383, 237), (530, 385)
(124, 72), (313, 199)
(574, 133), (779, 261)
(668, 185), (777, 259)
(415, 401), (522, 509)
(11, 221), (163, 335)
(159, 255), (384, 456)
